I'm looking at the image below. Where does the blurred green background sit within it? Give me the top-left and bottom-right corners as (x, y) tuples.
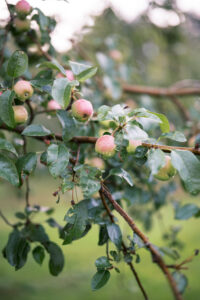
(0, 169), (199, 300)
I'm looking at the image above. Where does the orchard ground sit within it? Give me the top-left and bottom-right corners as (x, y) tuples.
(0, 171), (199, 300)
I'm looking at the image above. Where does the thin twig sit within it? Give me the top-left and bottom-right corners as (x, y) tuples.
(0, 210), (14, 227)
(23, 136), (30, 207)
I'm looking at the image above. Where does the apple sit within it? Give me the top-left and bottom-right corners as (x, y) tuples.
(56, 70), (75, 81)
(13, 105), (28, 124)
(126, 140), (142, 153)
(109, 49), (122, 62)
(66, 70), (75, 81)
(14, 80), (33, 101)
(85, 157), (105, 170)
(95, 135), (116, 157)
(14, 18), (30, 32)
(154, 155), (176, 181)
(47, 100), (61, 110)
(15, 0), (32, 17)
(72, 99), (93, 122)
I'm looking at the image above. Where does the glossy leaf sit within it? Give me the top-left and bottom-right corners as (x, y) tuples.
(7, 50), (28, 78)
(160, 131), (186, 142)
(0, 91), (15, 128)
(107, 168), (133, 186)
(52, 78), (78, 108)
(107, 223), (122, 249)
(47, 143), (69, 178)
(32, 246), (45, 265)
(175, 204), (199, 220)
(0, 154), (19, 186)
(0, 138), (18, 156)
(171, 150), (200, 194)
(91, 270), (110, 291)
(22, 124), (51, 136)
(147, 149), (166, 175)
(44, 241), (64, 276)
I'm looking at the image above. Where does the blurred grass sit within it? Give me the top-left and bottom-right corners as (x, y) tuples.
(0, 171), (199, 300)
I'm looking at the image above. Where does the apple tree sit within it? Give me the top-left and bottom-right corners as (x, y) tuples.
(0, 1), (200, 300)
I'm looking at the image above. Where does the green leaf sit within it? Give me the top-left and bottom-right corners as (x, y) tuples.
(0, 154), (19, 186)
(0, 90), (15, 128)
(175, 204), (199, 220)
(98, 225), (109, 246)
(148, 111), (170, 133)
(56, 110), (78, 142)
(22, 124), (51, 136)
(32, 246), (45, 265)
(77, 66), (97, 82)
(172, 272), (188, 294)
(15, 212), (26, 219)
(95, 256), (112, 270)
(52, 78), (78, 108)
(4, 229), (30, 270)
(107, 168), (133, 186)
(62, 200), (88, 244)
(160, 247), (180, 260)
(37, 59), (66, 76)
(23, 224), (49, 243)
(47, 144), (69, 178)
(4, 229), (21, 267)
(0, 138), (18, 156)
(160, 131), (186, 142)
(7, 50), (28, 78)
(91, 270), (110, 291)
(147, 149), (166, 175)
(80, 177), (101, 198)
(124, 124), (148, 140)
(69, 61), (94, 76)
(16, 152), (37, 176)
(44, 241), (64, 276)
(171, 150), (200, 194)
(34, 8), (49, 31)
(107, 223), (122, 249)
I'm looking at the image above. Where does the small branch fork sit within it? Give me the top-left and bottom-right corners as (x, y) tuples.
(100, 183), (183, 300)
(99, 189), (149, 300)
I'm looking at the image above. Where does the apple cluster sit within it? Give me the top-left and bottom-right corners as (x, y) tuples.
(14, 0), (32, 32)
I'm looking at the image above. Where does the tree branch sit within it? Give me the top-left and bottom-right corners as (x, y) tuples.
(0, 125), (200, 155)
(122, 83), (200, 97)
(99, 189), (149, 300)
(101, 184), (183, 300)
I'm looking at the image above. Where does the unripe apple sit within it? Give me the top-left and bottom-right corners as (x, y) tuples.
(95, 135), (116, 158)
(154, 155), (176, 181)
(14, 80), (33, 101)
(14, 18), (30, 32)
(13, 105), (28, 124)
(15, 0), (32, 17)
(126, 140), (142, 153)
(56, 70), (74, 81)
(47, 100), (61, 111)
(109, 49), (122, 62)
(72, 99), (93, 122)
(85, 157), (105, 170)
(66, 70), (75, 81)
